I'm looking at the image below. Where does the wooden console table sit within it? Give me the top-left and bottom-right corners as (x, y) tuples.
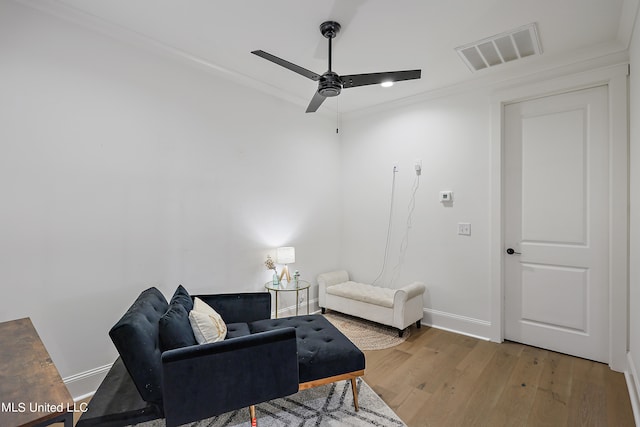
(0, 317), (74, 427)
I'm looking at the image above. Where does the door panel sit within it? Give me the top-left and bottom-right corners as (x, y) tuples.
(521, 108), (586, 244)
(504, 85), (609, 363)
(521, 264), (587, 331)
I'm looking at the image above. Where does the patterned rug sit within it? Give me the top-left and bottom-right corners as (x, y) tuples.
(129, 378), (405, 426)
(324, 311), (410, 351)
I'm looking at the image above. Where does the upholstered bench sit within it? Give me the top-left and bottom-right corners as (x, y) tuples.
(250, 315), (365, 403)
(319, 270), (426, 337)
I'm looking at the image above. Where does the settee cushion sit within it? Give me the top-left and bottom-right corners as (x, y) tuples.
(249, 315), (365, 383)
(159, 303), (197, 351)
(109, 287), (168, 405)
(226, 322), (251, 339)
(326, 281), (395, 308)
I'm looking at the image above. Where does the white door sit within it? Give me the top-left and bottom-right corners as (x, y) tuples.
(504, 85), (609, 363)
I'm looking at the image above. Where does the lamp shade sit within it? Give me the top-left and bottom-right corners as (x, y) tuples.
(276, 247), (295, 264)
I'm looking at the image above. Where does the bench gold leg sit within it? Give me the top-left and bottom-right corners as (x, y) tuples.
(298, 371), (364, 412)
(351, 378), (359, 411)
(249, 405), (257, 426)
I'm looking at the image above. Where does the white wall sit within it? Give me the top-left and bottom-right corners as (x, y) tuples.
(340, 90), (493, 336)
(0, 1), (341, 397)
(628, 3), (640, 418)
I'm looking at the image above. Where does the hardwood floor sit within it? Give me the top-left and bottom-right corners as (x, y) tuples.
(363, 326), (635, 427)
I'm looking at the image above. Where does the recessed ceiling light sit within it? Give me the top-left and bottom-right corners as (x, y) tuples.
(381, 81), (394, 88)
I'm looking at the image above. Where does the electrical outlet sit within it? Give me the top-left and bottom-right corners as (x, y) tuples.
(458, 223), (471, 236)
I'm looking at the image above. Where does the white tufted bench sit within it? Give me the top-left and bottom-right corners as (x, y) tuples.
(317, 270), (426, 337)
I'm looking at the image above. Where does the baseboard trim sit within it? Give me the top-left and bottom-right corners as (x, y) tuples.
(626, 352), (640, 426)
(275, 298), (319, 318)
(63, 363), (111, 401)
(422, 308), (492, 341)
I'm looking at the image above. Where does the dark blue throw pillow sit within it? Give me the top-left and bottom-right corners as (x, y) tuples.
(170, 284), (193, 312)
(159, 303), (197, 351)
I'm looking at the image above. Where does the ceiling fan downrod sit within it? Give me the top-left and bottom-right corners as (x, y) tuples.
(320, 21), (341, 72)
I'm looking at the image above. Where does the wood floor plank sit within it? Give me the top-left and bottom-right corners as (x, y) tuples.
(376, 344), (446, 393)
(567, 357), (608, 426)
(450, 344), (523, 426)
(527, 351), (574, 426)
(393, 386), (434, 425)
(487, 345), (548, 426)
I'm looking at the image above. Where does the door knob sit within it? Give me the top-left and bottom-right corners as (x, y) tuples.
(506, 248), (521, 255)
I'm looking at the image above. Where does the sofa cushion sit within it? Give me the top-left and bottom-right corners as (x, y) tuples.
(249, 315), (365, 383)
(189, 297), (227, 343)
(109, 287), (168, 405)
(225, 322), (251, 339)
(159, 303), (197, 351)
(326, 281), (395, 308)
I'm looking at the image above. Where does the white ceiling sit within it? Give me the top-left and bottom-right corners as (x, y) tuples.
(23, 0), (635, 113)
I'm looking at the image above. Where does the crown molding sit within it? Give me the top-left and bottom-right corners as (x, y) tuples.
(12, 0), (336, 118)
(342, 42), (629, 121)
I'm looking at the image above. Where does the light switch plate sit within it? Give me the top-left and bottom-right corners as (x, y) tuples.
(458, 223), (471, 236)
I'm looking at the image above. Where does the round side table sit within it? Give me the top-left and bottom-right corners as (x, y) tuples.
(265, 279), (310, 318)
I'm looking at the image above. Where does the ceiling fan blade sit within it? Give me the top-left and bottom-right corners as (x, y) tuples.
(251, 50), (321, 81)
(306, 91), (327, 113)
(341, 70), (421, 88)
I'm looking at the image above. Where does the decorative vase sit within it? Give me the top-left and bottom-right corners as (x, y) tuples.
(272, 272), (279, 285)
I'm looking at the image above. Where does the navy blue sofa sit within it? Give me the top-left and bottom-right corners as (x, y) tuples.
(77, 286), (365, 427)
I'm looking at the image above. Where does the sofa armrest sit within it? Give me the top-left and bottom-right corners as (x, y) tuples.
(393, 282), (426, 304)
(161, 328), (299, 427)
(193, 292), (271, 323)
(318, 271), (350, 308)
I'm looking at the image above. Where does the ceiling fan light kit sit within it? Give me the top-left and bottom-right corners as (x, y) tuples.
(251, 21), (421, 113)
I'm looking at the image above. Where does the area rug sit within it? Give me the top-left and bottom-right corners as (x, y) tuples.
(323, 311), (410, 351)
(129, 378), (405, 426)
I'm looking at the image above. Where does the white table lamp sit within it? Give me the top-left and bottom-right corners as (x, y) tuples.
(276, 246), (295, 282)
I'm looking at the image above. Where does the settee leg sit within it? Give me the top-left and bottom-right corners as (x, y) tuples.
(321, 307), (326, 314)
(416, 320), (422, 329)
(398, 329), (404, 338)
(249, 405), (257, 426)
(350, 378), (359, 411)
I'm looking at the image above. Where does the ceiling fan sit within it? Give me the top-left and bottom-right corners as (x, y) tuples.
(252, 21), (421, 113)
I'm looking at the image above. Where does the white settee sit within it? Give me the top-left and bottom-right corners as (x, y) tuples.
(317, 270), (426, 337)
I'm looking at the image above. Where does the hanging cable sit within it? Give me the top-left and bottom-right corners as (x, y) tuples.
(390, 172), (420, 287)
(336, 96), (339, 134)
(371, 165), (398, 286)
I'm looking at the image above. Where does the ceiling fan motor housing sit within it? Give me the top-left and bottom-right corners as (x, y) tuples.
(319, 71), (342, 97)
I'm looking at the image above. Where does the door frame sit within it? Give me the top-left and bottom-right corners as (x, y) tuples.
(489, 64), (629, 371)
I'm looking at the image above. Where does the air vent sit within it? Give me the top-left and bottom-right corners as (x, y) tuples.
(455, 23), (542, 72)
